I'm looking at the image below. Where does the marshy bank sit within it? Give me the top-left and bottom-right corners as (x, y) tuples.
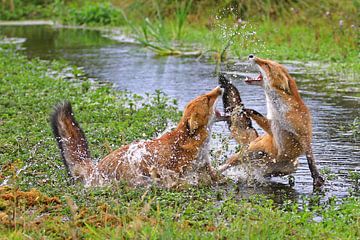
(0, 70), (359, 237)
(0, 0), (359, 238)
(1, 24), (359, 196)
(0, 28), (359, 238)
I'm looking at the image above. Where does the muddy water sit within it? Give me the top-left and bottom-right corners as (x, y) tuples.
(1, 25), (359, 203)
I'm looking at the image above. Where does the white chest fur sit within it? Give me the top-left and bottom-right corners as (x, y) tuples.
(265, 88), (296, 153)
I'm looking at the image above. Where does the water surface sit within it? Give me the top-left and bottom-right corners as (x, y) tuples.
(1, 25), (359, 203)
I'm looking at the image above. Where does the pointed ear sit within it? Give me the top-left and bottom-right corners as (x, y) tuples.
(273, 77), (290, 94)
(277, 73), (292, 94)
(187, 113), (199, 135)
(282, 77), (290, 91)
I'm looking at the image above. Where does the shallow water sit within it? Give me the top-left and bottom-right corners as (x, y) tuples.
(1, 25), (359, 203)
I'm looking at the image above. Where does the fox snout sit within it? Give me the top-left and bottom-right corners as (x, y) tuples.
(208, 86), (223, 97)
(248, 54), (269, 65)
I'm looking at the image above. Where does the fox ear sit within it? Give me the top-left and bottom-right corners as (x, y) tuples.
(277, 72), (292, 94)
(187, 113), (199, 135)
(273, 77), (290, 94)
(280, 81), (290, 93)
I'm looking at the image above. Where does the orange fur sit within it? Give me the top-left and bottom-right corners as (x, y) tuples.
(51, 87), (223, 187)
(219, 57), (324, 188)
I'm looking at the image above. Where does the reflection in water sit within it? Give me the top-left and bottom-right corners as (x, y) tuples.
(1, 25), (359, 200)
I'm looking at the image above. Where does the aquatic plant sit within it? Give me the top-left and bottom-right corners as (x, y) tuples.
(173, 0), (192, 40)
(119, 3), (202, 57)
(349, 171), (360, 195)
(339, 117), (360, 142)
(1, 0), (358, 72)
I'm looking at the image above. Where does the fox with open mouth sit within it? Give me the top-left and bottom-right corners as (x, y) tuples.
(218, 55), (324, 188)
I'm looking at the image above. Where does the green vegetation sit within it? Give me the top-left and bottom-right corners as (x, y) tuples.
(1, 0), (358, 68)
(61, 2), (123, 26)
(0, 1), (359, 238)
(1, 185), (359, 239)
(0, 47), (180, 193)
(0, 44), (359, 239)
(349, 171), (360, 195)
(0, 0), (53, 20)
(339, 117), (360, 142)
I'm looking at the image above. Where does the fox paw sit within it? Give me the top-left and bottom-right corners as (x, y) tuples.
(313, 175), (325, 190)
(209, 168), (224, 182)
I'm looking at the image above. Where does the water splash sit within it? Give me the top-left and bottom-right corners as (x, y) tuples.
(0, 140), (44, 187)
(213, 7), (267, 59)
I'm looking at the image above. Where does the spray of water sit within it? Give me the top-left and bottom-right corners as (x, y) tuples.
(1, 140), (44, 187)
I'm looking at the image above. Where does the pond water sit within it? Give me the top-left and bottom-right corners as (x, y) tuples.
(1, 25), (359, 203)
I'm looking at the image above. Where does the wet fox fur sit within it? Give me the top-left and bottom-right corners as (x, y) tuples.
(218, 74), (258, 145)
(218, 55), (324, 188)
(51, 87), (223, 187)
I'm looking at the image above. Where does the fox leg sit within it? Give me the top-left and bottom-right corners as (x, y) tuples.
(245, 109), (272, 135)
(218, 133), (275, 173)
(51, 102), (94, 184)
(217, 151), (242, 173)
(217, 149), (271, 173)
(300, 139), (324, 189)
(204, 156), (222, 181)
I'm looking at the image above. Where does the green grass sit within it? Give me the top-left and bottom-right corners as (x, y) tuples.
(62, 2), (123, 26)
(112, 0), (358, 63)
(2, 0), (357, 69)
(0, 0), (54, 20)
(0, 184), (360, 239)
(0, 45), (359, 239)
(0, 47), (180, 192)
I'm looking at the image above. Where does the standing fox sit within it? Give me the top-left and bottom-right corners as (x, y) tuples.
(219, 55), (324, 188)
(51, 87), (223, 187)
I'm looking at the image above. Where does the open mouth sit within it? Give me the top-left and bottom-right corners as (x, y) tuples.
(244, 72), (263, 85)
(215, 109), (222, 118)
(214, 109), (223, 122)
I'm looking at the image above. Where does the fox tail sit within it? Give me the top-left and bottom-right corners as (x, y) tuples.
(51, 102), (94, 183)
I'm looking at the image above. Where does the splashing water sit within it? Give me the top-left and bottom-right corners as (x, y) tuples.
(1, 25), (358, 200)
(0, 140), (46, 186)
(213, 8), (267, 59)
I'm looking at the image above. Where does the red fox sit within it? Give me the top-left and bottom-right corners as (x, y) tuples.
(219, 55), (324, 188)
(51, 87), (223, 187)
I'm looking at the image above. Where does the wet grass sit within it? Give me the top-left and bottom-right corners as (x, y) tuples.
(1, 185), (360, 239)
(0, 46), (180, 192)
(1, 46), (360, 238)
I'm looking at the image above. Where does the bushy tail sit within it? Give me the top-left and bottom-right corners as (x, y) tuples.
(51, 102), (94, 183)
